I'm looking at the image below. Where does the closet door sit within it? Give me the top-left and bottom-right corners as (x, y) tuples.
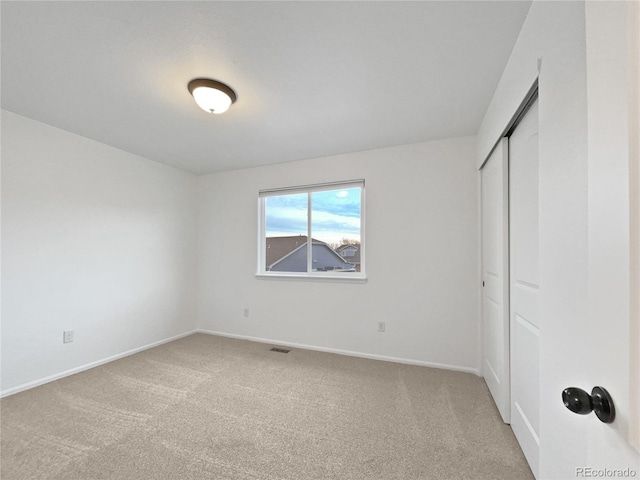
(509, 99), (539, 478)
(481, 138), (510, 423)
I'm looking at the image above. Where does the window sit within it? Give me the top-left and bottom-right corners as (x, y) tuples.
(258, 180), (364, 279)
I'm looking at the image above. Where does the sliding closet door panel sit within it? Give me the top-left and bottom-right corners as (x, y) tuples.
(509, 99), (540, 478)
(481, 138), (510, 423)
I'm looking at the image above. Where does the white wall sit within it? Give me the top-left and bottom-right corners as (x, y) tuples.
(1, 110), (198, 395)
(478, 1), (640, 477)
(197, 136), (480, 372)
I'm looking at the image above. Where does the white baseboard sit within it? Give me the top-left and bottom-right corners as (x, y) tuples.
(1, 329), (480, 398)
(196, 329), (480, 375)
(0, 330), (198, 398)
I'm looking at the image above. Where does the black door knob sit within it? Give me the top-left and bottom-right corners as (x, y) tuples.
(562, 386), (615, 423)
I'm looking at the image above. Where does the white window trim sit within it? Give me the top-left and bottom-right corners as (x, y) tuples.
(257, 179), (366, 281)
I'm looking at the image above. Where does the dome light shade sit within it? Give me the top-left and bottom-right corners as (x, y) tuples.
(188, 78), (237, 114)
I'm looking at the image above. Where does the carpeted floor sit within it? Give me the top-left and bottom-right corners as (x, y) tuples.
(1, 333), (534, 480)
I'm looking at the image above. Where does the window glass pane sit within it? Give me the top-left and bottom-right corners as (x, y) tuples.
(264, 193), (308, 272)
(311, 187), (361, 273)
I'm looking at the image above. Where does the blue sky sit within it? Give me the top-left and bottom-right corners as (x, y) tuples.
(265, 187), (361, 245)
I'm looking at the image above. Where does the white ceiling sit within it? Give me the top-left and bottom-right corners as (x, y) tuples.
(2, 1), (531, 175)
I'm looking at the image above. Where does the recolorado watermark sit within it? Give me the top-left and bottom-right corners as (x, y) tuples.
(576, 467), (637, 478)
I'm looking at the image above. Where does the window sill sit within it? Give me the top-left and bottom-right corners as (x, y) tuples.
(255, 273), (367, 283)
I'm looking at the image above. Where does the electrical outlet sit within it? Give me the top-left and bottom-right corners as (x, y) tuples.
(63, 330), (74, 343)
(243, 308), (249, 318)
(377, 321), (385, 333)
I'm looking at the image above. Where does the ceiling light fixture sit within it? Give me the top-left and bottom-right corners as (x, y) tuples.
(188, 78), (237, 115)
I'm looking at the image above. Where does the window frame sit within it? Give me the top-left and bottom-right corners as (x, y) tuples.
(257, 179), (366, 281)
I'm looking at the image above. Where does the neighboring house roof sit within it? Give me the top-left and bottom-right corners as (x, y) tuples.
(266, 236), (352, 271)
(266, 235), (309, 268)
(336, 244), (361, 264)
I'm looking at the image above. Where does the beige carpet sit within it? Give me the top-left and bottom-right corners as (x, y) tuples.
(1, 333), (534, 480)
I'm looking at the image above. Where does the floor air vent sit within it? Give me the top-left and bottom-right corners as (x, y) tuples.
(270, 347), (291, 354)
